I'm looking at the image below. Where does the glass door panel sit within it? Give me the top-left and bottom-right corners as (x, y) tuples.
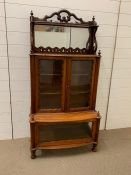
(69, 60), (94, 109)
(39, 59), (64, 110)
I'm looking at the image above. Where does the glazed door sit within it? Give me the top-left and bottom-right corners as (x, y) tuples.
(33, 55), (97, 113)
(66, 57), (95, 111)
(35, 56), (66, 112)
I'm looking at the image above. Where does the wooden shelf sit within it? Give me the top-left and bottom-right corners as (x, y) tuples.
(40, 92), (61, 95)
(72, 74), (89, 76)
(40, 74), (61, 76)
(38, 138), (95, 149)
(71, 91), (89, 95)
(30, 111), (99, 123)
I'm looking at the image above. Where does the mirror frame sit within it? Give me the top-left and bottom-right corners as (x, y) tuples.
(30, 9), (99, 55)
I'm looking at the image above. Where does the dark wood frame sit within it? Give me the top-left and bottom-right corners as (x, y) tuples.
(29, 9), (101, 159)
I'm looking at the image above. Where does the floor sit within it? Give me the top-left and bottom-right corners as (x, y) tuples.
(0, 128), (131, 175)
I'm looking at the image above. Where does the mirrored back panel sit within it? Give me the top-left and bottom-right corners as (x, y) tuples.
(35, 25), (70, 48)
(34, 25), (89, 49)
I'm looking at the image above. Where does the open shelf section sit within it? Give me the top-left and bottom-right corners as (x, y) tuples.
(39, 122), (92, 142)
(38, 138), (95, 149)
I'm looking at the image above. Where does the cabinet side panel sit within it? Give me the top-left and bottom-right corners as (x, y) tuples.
(92, 57), (100, 109)
(30, 55), (36, 113)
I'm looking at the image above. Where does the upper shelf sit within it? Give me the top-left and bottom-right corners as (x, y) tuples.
(30, 9), (100, 55)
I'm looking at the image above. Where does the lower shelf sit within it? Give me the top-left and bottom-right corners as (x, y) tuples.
(30, 111), (101, 158)
(38, 122), (92, 142)
(36, 123), (93, 149)
(37, 138), (95, 149)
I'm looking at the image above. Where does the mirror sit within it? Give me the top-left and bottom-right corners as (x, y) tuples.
(70, 28), (89, 48)
(34, 25), (70, 48)
(34, 25), (89, 49)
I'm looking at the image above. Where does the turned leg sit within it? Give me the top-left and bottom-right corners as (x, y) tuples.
(30, 120), (36, 159)
(31, 150), (36, 159)
(92, 143), (97, 152)
(91, 115), (100, 152)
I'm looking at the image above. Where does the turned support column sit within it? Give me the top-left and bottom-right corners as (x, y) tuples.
(92, 112), (101, 152)
(30, 115), (36, 159)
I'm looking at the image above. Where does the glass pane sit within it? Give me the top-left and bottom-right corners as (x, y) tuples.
(70, 93), (90, 108)
(39, 122), (92, 142)
(70, 60), (93, 108)
(34, 25), (70, 48)
(40, 75), (62, 93)
(40, 94), (61, 109)
(39, 59), (63, 109)
(70, 28), (89, 48)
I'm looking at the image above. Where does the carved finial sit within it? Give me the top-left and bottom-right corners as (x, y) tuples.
(97, 111), (101, 118)
(30, 10), (33, 16)
(98, 50), (101, 56)
(92, 16), (95, 21)
(29, 114), (35, 123)
(30, 10), (34, 22)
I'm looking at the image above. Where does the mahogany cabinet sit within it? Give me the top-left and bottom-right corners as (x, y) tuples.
(29, 9), (101, 158)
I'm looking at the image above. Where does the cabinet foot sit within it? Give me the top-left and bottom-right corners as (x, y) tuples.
(31, 150), (36, 159)
(92, 144), (97, 152)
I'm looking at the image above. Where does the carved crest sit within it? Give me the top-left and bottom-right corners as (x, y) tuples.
(43, 9), (86, 24)
(31, 9), (98, 26)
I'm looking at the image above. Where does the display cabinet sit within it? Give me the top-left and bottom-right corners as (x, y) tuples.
(29, 9), (101, 159)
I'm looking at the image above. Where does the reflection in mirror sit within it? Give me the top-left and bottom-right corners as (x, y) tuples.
(35, 25), (70, 48)
(70, 28), (89, 48)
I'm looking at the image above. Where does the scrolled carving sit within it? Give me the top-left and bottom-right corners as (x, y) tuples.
(87, 16), (97, 26)
(43, 9), (86, 24)
(86, 26), (98, 54)
(98, 50), (101, 56)
(33, 46), (88, 54)
(30, 10), (34, 22)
